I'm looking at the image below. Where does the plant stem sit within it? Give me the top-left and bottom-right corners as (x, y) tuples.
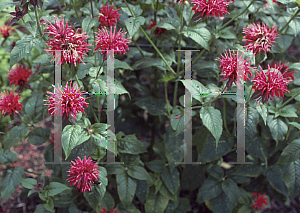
(54, 0), (64, 14)
(278, 91), (300, 110)
(278, 8), (300, 34)
(192, 39), (214, 65)
(29, 124), (50, 141)
(223, 99), (230, 134)
(165, 82), (171, 118)
(191, 93), (222, 109)
(95, 58), (105, 80)
(71, 0), (82, 26)
(34, 6), (47, 42)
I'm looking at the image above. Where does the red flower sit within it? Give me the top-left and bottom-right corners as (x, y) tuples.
(251, 64), (292, 103)
(7, 64), (32, 87)
(44, 81), (89, 119)
(252, 192), (268, 211)
(0, 89), (23, 116)
(0, 22), (15, 39)
(191, 0), (233, 18)
(99, 207), (120, 213)
(243, 22), (279, 56)
(94, 26), (132, 55)
(270, 61), (297, 81)
(147, 19), (167, 35)
(216, 49), (255, 90)
(99, 3), (120, 26)
(44, 16), (92, 66)
(67, 156), (100, 192)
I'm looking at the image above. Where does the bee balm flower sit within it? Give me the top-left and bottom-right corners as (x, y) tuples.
(252, 192), (268, 211)
(0, 89), (23, 116)
(7, 64), (32, 87)
(98, 3), (121, 26)
(191, 0), (233, 18)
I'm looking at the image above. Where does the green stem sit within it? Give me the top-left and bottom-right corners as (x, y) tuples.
(165, 82), (171, 118)
(54, 0), (64, 14)
(192, 39), (214, 65)
(34, 7), (47, 42)
(124, 0), (175, 76)
(71, 0), (83, 26)
(278, 8), (300, 34)
(278, 91), (300, 110)
(133, 40), (145, 57)
(191, 93), (222, 109)
(223, 99), (230, 134)
(95, 58), (105, 80)
(29, 124), (50, 141)
(86, 98), (100, 123)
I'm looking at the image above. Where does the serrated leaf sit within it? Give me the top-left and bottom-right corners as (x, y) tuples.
(114, 59), (133, 70)
(161, 167), (180, 195)
(21, 178), (37, 189)
(281, 160), (300, 198)
(0, 0), (18, 12)
(10, 35), (40, 67)
(145, 160), (165, 173)
(125, 16), (145, 37)
(267, 165), (289, 197)
(267, 115), (288, 143)
(145, 192), (169, 213)
(200, 106), (223, 146)
(4, 123), (29, 151)
(216, 27), (236, 39)
(288, 121), (300, 130)
(116, 132), (147, 154)
(182, 28), (211, 51)
(0, 167), (24, 202)
(61, 125), (82, 159)
(116, 171), (137, 208)
(277, 139), (300, 164)
(180, 79), (209, 103)
(275, 105), (298, 118)
(221, 179), (240, 204)
(25, 92), (44, 121)
(0, 149), (17, 163)
(27, 127), (51, 145)
(256, 103), (268, 125)
(82, 17), (98, 33)
(47, 182), (70, 196)
(136, 180), (148, 204)
(128, 166), (152, 181)
(197, 177), (222, 203)
(134, 96), (171, 116)
(121, 4), (143, 16)
(209, 192), (234, 213)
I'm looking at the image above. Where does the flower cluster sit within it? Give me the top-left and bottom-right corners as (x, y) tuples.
(44, 16), (92, 66)
(271, 61), (297, 81)
(67, 156), (100, 192)
(7, 64), (32, 87)
(243, 22), (279, 56)
(191, 0), (233, 18)
(98, 3), (120, 26)
(252, 192), (268, 211)
(44, 82), (89, 119)
(0, 22), (15, 39)
(0, 89), (23, 116)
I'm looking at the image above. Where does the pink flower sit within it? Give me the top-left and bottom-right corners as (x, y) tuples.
(216, 49), (255, 90)
(251, 64), (292, 103)
(99, 207), (120, 213)
(0, 22), (15, 39)
(252, 192), (268, 211)
(94, 26), (132, 55)
(44, 81), (89, 119)
(243, 22), (279, 56)
(7, 64), (32, 87)
(0, 89), (23, 116)
(44, 16), (92, 66)
(191, 0), (233, 18)
(270, 61), (297, 81)
(67, 156), (100, 192)
(99, 3), (120, 26)
(147, 19), (167, 35)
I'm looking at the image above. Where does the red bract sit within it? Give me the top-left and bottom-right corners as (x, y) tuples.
(44, 82), (89, 119)
(99, 3), (120, 26)
(147, 19), (167, 35)
(191, 0), (233, 18)
(252, 192), (268, 211)
(94, 26), (132, 55)
(243, 22), (279, 56)
(67, 156), (100, 192)
(271, 61), (297, 81)
(251, 64), (292, 103)
(7, 64), (32, 87)
(99, 207), (120, 213)
(44, 16), (92, 66)
(216, 49), (255, 90)
(0, 89), (23, 116)
(0, 22), (15, 39)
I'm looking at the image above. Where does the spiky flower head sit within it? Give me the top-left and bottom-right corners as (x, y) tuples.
(252, 192), (268, 211)
(251, 64), (292, 103)
(0, 22), (15, 39)
(94, 26), (132, 55)
(44, 16), (92, 66)
(0, 89), (23, 116)
(243, 22), (279, 56)
(7, 64), (32, 87)
(216, 49), (255, 90)
(44, 81), (89, 119)
(191, 0), (233, 18)
(67, 156), (100, 192)
(270, 61), (297, 81)
(98, 3), (121, 26)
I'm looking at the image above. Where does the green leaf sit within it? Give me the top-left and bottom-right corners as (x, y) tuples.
(0, 0), (18, 12)
(114, 59), (133, 70)
(209, 192), (234, 213)
(272, 34), (293, 53)
(4, 123), (29, 151)
(246, 136), (268, 161)
(25, 21), (37, 37)
(90, 78), (106, 94)
(267, 115), (288, 143)
(25, 92), (44, 121)
(256, 103), (268, 125)
(105, 164), (125, 175)
(145, 160), (165, 173)
(61, 125), (82, 159)
(216, 27), (237, 39)
(180, 80), (209, 103)
(155, 22), (176, 30)
(47, 182), (70, 196)
(175, 197), (191, 213)
(267, 165), (289, 197)
(277, 139), (300, 164)
(116, 171), (137, 208)
(275, 105), (298, 118)
(231, 164), (264, 177)
(164, 6), (180, 23)
(221, 179), (240, 204)
(21, 178), (37, 189)
(10, 35), (40, 67)
(200, 106), (223, 146)
(288, 121), (300, 130)
(161, 167), (180, 195)
(181, 165), (205, 191)
(206, 165), (224, 180)
(132, 57), (170, 71)
(0, 149), (17, 163)
(116, 132), (147, 154)
(145, 192), (169, 213)
(286, 16), (300, 36)
(89, 66), (103, 78)
(134, 96), (171, 116)
(77, 63), (93, 80)
(197, 177), (222, 204)
(27, 127), (51, 146)
(136, 180), (149, 204)
(281, 160), (300, 198)
(125, 16), (145, 37)
(128, 166), (152, 181)
(82, 17), (98, 34)
(245, 107), (260, 138)
(0, 167), (24, 202)
(182, 28), (211, 51)
(121, 4), (143, 16)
